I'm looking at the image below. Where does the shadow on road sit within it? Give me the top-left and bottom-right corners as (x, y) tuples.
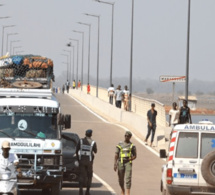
(63, 182), (103, 188)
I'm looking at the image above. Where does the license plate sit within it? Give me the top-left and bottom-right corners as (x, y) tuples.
(174, 173), (197, 179)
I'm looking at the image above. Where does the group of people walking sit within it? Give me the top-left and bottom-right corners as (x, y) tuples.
(108, 84), (131, 111)
(144, 99), (192, 147)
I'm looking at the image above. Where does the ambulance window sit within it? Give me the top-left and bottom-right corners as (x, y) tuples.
(175, 132), (198, 158)
(201, 133), (215, 158)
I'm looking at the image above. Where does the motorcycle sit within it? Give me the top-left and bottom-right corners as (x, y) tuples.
(0, 166), (18, 195)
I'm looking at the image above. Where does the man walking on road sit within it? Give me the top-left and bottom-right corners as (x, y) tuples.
(144, 103), (157, 147)
(114, 131), (137, 195)
(76, 129), (97, 195)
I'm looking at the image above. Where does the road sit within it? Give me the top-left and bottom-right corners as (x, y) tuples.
(22, 93), (165, 195)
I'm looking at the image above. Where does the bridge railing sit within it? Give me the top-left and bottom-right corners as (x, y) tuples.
(81, 85), (167, 127)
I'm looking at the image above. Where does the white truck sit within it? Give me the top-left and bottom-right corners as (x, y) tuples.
(0, 55), (71, 194)
(160, 121), (215, 195)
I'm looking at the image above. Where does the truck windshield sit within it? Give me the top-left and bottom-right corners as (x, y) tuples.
(175, 132), (198, 158)
(201, 133), (215, 158)
(0, 113), (58, 139)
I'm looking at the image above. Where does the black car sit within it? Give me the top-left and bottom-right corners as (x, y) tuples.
(61, 132), (80, 183)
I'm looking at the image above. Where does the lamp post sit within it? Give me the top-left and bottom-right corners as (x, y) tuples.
(129, 0), (134, 111)
(69, 39), (79, 86)
(71, 45), (75, 83)
(78, 22), (91, 85)
(10, 40), (20, 54)
(16, 50), (24, 55)
(73, 30), (84, 91)
(185, 0), (191, 102)
(85, 13), (100, 98)
(1, 25), (15, 56)
(13, 46), (22, 55)
(6, 33), (18, 53)
(61, 54), (69, 81)
(63, 50), (71, 82)
(94, 0), (115, 86)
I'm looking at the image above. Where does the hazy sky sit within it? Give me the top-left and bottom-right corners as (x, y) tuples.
(1, 0), (215, 85)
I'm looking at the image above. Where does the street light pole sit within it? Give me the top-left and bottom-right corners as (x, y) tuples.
(94, 0), (115, 86)
(69, 39), (79, 87)
(1, 25), (15, 56)
(6, 33), (18, 53)
(185, 0), (191, 102)
(73, 30), (84, 91)
(78, 22), (91, 85)
(13, 46), (22, 55)
(63, 50), (71, 82)
(71, 46), (74, 83)
(85, 13), (100, 98)
(10, 40), (20, 54)
(129, 0), (134, 111)
(61, 53), (69, 81)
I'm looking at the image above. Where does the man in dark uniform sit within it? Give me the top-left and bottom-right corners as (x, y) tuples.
(114, 131), (137, 195)
(179, 100), (192, 124)
(76, 129), (97, 195)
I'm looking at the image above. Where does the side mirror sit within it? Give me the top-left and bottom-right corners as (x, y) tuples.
(160, 149), (167, 158)
(57, 114), (65, 125)
(64, 114), (71, 129)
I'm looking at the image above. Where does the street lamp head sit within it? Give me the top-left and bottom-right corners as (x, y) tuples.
(66, 42), (71, 47)
(3, 25), (15, 28)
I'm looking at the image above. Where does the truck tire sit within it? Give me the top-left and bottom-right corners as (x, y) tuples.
(201, 150), (215, 186)
(50, 182), (61, 195)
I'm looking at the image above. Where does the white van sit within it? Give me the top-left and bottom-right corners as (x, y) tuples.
(160, 121), (215, 195)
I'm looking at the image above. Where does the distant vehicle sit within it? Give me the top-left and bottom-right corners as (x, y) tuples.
(160, 120), (215, 195)
(62, 132), (80, 183)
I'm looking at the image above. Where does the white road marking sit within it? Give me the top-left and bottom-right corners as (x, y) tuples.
(93, 173), (116, 195)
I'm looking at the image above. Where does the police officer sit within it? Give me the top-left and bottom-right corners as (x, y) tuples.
(76, 129), (97, 195)
(114, 131), (137, 195)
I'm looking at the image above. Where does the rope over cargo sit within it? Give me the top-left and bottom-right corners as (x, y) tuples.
(0, 54), (54, 89)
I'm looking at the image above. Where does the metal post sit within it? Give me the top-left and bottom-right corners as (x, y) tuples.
(1, 25), (15, 56)
(78, 22), (91, 85)
(73, 31), (84, 91)
(69, 39), (79, 87)
(10, 40), (20, 55)
(6, 33), (18, 53)
(129, 0), (134, 111)
(94, 1), (115, 86)
(172, 82), (175, 103)
(185, 0), (191, 102)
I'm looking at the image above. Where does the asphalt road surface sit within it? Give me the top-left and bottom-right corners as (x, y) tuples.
(21, 93), (165, 195)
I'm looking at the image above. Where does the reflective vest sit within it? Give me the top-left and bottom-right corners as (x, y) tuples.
(78, 139), (95, 161)
(117, 143), (133, 163)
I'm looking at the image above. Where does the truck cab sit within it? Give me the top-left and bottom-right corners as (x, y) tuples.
(160, 121), (215, 195)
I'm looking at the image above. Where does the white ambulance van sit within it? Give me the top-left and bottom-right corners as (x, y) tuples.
(160, 121), (215, 195)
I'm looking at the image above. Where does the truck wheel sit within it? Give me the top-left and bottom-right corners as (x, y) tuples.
(51, 182), (61, 195)
(201, 150), (215, 186)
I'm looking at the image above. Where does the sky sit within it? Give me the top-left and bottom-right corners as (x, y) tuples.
(1, 0), (215, 87)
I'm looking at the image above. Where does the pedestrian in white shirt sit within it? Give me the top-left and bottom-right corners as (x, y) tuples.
(0, 140), (19, 172)
(108, 84), (115, 105)
(169, 102), (180, 136)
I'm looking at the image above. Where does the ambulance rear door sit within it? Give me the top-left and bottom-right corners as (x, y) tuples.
(172, 131), (199, 186)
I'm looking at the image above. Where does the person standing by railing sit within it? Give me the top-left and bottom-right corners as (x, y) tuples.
(115, 85), (123, 108)
(108, 84), (115, 105)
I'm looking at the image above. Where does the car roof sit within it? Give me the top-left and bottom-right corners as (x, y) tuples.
(62, 132), (80, 141)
